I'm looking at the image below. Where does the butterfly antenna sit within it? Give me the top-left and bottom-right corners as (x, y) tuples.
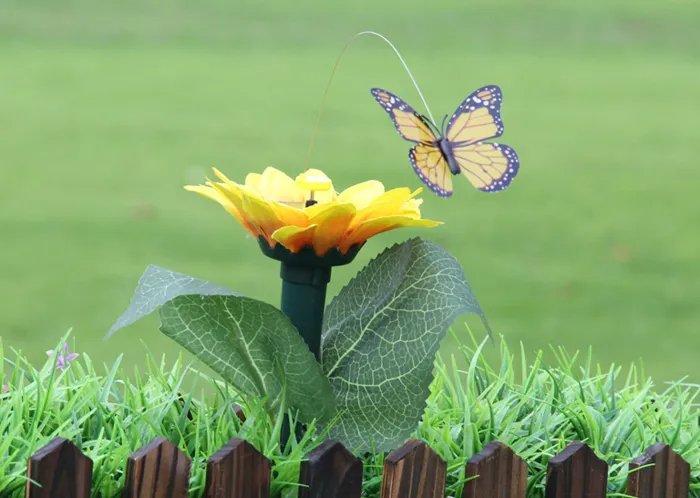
(441, 114), (448, 135)
(304, 30), (436, 170)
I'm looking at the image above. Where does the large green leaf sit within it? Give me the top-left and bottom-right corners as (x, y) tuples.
(160, 294), (336, 423)
(105, 265), (240, 339)
(321, 237), (489, 451)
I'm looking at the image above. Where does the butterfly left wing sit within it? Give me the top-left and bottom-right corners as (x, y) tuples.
(371, 88), (437, 144)
(446, 85), (504, 145)
(452, 142), (520, 192)
(409, 144), (453, 197)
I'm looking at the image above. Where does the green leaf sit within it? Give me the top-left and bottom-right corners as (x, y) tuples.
(160, 294), (336, 423)
(105, 265), (240, 339)
(321, 237), (489, 451)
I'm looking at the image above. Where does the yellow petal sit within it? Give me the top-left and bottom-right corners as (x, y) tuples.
(184, 185), (257, 236)
(307, 202), (357, 256)
(238, 186), (286, 241)
(269, 200), (309, 227)
(303, 201), (334, 218)
(212, 168), (240, 190)
(208, 182), (258, 230)
(185, 184), (224, 204)
(309, 188), (337, 204)
(349, 187), (421, 229)
(338, 180), (385, 210)
(259, 167), (305, 204)
(339, 215), (441, 253)
(399, 198), (424, 218)
(371, 187), (415, 204)
(271, 225), (317, 253)
(245, 173), (263, 195)
(208, 179), (245, 203)
(210, 182), (282, 245)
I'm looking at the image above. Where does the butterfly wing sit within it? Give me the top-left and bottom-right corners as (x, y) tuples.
(452, 142), (519, 192)
(445, 85), (519, 192)
(446, 85), (504, 145)
(371, 88), (437, 144)
(371, 88), (451, 195)
(409, 144), (453, 197)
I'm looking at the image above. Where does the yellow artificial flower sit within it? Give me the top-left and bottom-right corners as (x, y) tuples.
(185, 167), (441, 256)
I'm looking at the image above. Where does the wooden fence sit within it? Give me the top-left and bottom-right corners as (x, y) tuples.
(24, 435), (691, 498)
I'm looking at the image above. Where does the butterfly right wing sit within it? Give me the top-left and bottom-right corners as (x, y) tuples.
(409, 144), (454, 197)
(371, 88), (437, 144)
(452, 142), (519, 192)
(446, 85), (504, 145)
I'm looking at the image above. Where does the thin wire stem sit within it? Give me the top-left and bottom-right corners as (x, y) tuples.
(304, 31), (434, 170)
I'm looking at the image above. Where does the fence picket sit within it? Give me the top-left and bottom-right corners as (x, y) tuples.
(545, 441), (607, 498)
(123, 436), (191, 498)
(380, 439), (446, 498)
(204, 438), (270, 498)
(298, 439), (362, 498)
(463, 441), (527, 498)
(26, 437), (92, 498)
(21, 435), (693, 497)
(626, 442), (691, 498)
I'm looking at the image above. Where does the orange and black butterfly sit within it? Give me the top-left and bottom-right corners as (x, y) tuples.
(371, 86), (519, 197)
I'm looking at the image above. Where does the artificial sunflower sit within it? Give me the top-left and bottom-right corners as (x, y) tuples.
(185, 167), (440, 256)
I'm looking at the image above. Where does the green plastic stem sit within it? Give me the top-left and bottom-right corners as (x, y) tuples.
(279, 260), (331, 447)
(279, 262), (331, 360)
(258, 235), (361, 450)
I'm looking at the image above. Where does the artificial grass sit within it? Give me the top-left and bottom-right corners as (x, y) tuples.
(1, 0), (700, 384)
(1, 332), (698, 497)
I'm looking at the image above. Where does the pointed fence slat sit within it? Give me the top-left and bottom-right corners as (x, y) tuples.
(298, 440), (362, 498)
(123, 436), (191, 498)
(204, 438), (270, 498)
(381, 439), (446, 498)
(22, 435), (693, 496)
(463, 441), (527, 498)
(545, 441), (608, 498)
(626, 443), (690, 498)
(26, 437), (92, 498)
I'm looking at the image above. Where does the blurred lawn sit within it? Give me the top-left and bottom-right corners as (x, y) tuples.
(0, 0), (698, 382)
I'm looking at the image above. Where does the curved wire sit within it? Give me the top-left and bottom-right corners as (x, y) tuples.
(304, 31), (435, 170)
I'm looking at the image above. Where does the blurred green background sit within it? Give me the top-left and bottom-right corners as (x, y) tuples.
(1, 0), (698, 383)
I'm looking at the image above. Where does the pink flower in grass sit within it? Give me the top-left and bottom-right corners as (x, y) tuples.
(1, 385), (8, 394)
(46, 343), (79, 371)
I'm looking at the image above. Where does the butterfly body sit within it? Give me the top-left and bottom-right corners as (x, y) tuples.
(371, 86), (520, 197)
(435, 136), (460, 175)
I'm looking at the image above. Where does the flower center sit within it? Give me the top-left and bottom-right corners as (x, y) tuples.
(296, 172), (333, 207)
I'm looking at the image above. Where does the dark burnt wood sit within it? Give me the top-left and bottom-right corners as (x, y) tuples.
(298, 440), (362, 498)
(380, 439), (446, 498)
(545, 441), (607, 498)
(463, 441), (527, 498)
(626, 443), (690, 498)
(123, 436), (191, 498)
(26, 437), (92, 498)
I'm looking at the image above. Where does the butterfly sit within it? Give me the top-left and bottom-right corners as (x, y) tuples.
(371, 85), (520, 197)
